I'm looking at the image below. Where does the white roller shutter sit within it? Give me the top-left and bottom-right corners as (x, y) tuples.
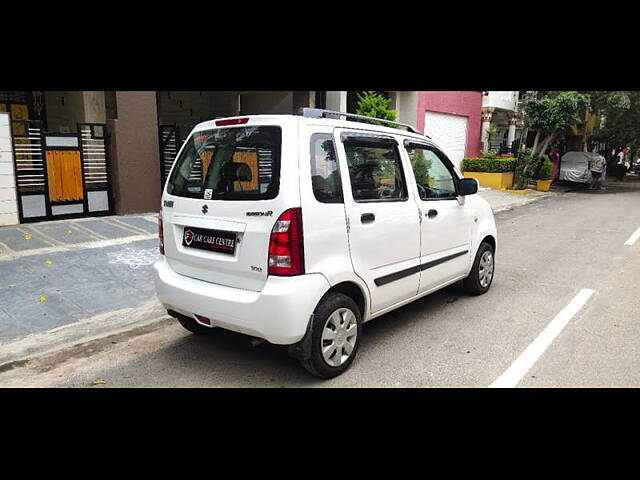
(424, 111), (468, 169)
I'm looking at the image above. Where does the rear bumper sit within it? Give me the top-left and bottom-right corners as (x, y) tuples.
(153, 258), (329, 344)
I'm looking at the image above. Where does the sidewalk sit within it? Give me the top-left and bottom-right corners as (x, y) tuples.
(0, 214), (158, 259)
(0, 215), (159, 345)
(478, 185), (562, 213)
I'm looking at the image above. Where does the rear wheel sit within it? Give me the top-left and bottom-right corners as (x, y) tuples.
(463, 242), (495, 295)
(300, 293), (362, 379)
(176, 315), (213, 335)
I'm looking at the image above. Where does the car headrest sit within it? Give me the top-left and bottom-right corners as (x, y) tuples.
(311, 175), (326, 191)
(222, 162), (252, 182)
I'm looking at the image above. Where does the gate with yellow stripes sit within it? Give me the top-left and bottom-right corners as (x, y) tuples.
(11, 120), (113, 222)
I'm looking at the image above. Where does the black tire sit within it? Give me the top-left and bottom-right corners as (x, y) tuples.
(300, 292), (362, 379)
(463, 241), (495, 295)
(176, 315), (213, 335)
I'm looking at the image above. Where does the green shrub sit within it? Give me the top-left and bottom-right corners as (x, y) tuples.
(513, 148), (541, 189)
(355, 91), (397, 126)
(410, 151), (432, 184)
(538, 156), (553, 180)
(462, 156), (517, 173)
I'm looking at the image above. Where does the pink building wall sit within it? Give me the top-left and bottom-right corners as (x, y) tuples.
(416, 91), (483, 157)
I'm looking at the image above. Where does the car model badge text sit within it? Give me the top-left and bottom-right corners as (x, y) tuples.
(246, 211), (273, 217)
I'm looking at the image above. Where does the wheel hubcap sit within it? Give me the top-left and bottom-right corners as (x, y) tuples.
(321, 308), (357, 367)
(478, 250), (494, 288)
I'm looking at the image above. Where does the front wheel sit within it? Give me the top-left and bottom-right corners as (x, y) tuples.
(463, 242), (495, 295)
(300, 293), (362, 379)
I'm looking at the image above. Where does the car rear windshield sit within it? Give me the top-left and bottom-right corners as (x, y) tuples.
(166, 126), (281, 200)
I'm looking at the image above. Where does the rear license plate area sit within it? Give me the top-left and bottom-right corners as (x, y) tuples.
(182, 226), (236, 255)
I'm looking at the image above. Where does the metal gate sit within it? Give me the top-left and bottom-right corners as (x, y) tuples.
(11, 120), (113, 222)
(159, 124), (180, 188)
(158, 123), (197, 189)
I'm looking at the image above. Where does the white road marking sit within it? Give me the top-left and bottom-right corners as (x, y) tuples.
(71, 221), (108, 240)
(25, 225), (65, 246)
(0, 234), (157, 262)
(109, 217), (152, 235)
(15, 226), (57, 246)
(624, 226), (640, 246)
(0, 240), (13, 253)
(103, 218), (147, 236)
(489, 288), (596, 388)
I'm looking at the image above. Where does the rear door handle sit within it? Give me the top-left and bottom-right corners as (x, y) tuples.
(427, 209), (438, 218)
(361, 213), (375, 223)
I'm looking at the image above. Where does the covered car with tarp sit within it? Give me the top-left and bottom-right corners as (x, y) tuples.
(559, 152), (606, 184)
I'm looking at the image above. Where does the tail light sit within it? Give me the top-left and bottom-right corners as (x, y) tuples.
(268, 208), (304, 276)
(158, 211), (165, 255)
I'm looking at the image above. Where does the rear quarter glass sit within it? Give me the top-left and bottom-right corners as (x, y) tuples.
(167, 126), (282, 201)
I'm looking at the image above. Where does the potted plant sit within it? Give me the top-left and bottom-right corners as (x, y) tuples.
(536, 156), (553, 191)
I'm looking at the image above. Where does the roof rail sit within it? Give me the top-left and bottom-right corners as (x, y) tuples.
(299, 107), (422, 135)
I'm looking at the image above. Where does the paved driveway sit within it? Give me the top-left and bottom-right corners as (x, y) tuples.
(0, 215), (158, 340)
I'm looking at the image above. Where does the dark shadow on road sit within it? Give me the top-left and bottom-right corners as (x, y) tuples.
(360, 283), (464, 341)
(120, 282), (473, 387)
(560, 174), (640, 196)
(131, 326), (322, 387)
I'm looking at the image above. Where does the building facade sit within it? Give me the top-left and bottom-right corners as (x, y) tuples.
(0, 90), (485, 226)
(481, 91), (522, 154)
(0, 91), (115, 226)
(386, 91), (484, 168)
(419, 91), (483, 166)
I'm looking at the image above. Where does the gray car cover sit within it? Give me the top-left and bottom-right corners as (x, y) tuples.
(559, 152), (606, 183)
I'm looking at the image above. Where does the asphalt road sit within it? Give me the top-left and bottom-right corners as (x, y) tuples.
(2, 177), (640, 387)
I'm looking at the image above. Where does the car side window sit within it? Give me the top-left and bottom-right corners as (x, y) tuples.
(342, 135), (407, 202)
(310, 133), (343, 203)
(405, 144), (457, 200)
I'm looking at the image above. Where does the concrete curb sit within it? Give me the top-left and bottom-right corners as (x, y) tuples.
(0, 300), (168, 372)
(492, 193), (556, 214)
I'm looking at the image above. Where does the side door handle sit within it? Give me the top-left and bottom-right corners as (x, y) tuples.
(427, 209), (438, 218)
(361, 213), (375, 223)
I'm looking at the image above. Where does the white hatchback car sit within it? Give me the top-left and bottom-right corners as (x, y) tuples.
(154, 109), (497, 378)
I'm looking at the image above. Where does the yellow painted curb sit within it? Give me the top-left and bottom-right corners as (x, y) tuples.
(501, 188), (534, 195)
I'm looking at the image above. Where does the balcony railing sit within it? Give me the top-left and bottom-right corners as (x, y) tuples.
(489, 140), (518, 156)
(483, 91), (519, 112)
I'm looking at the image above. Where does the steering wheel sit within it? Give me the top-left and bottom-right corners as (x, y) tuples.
(380, 188), (393, 199)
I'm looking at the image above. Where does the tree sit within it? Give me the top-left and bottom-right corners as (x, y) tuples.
(355, 91), (397, 124)
(409, 151), (432, 184)
(524, 91), (590, 156)
(513, 147), (540, 190)
(588, 91), (640, 159)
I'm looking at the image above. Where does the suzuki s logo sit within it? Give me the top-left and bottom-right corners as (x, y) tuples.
(184, 229), (194, 246)
(202, 204), (209, 214)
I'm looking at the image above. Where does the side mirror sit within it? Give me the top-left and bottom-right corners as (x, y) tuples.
(458, 178), (478, 196)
